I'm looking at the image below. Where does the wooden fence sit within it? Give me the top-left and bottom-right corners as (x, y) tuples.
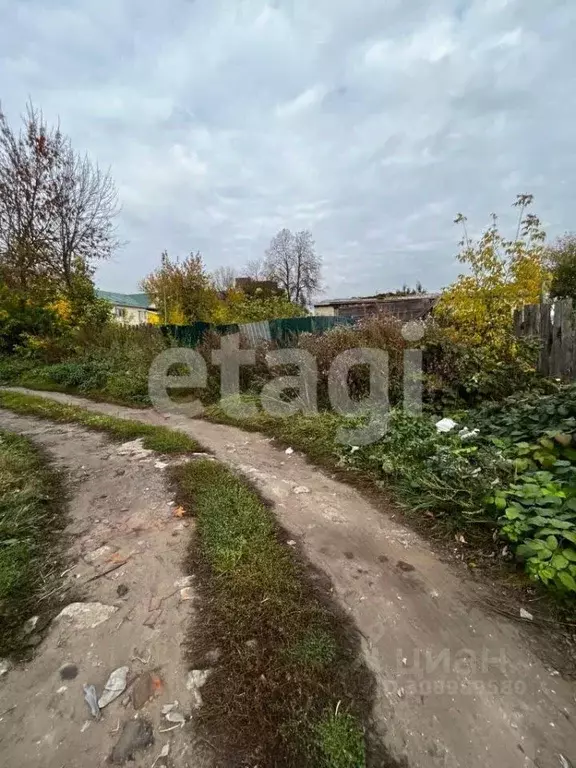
(514, 299), (576, 380)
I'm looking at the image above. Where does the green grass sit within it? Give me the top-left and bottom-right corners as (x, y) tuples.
(314, 711), (369, 768)
(0, 390), (388, 764)
(0, 391), (200, 453)
(0, 430), (67, 658)
(173, 459), (395, 767)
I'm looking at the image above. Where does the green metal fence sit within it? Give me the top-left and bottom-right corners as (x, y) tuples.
(161, 316), (353, 347)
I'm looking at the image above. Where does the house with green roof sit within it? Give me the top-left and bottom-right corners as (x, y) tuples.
(96, 290), (160, 326)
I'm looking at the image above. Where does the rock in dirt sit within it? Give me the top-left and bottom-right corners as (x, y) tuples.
(116, 439), (153, 460)
(151, 744), (170, 768)
(179, 587), (194, 601)
(165, 710), (186, 725)
(59, 663), (78, 680)
(148, 595), (163, 611)
(55, 602), (118, 630)
(186, 669), (212, 708)
(22, 615), (39, 634)
(84, 545), (113, 564)
(0, 659), (12, 677)
(98, 666), (129, 708)
(293, 485), (310, 494)
(131, 672), (155, 710)
(143, 608), (162, 628)
(109, 717), (154, 764)
(83, 684), (100, 719)
(174, 575), (194, 588)
(116, 584), (129, 597)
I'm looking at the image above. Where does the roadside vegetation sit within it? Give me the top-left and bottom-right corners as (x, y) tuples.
(2, 120), (576, 606)
(0, 393), (383, 766)
(0, 390), (199, 454)
(204, 386), (576, 598)
(174, 459), (386, 767)
(0, 429), (67, 659)
(199, 200), (576, 601)
(0, 102), (311, 407)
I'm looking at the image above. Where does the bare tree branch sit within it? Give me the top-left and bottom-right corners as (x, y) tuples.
(263, 228), (321, 306)
(0, 100), (119, 296)
(211, 265), (237, 292)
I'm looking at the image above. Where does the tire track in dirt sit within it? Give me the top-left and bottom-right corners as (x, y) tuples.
(3, 388), (576, 768)
(0, 411), (214, 768)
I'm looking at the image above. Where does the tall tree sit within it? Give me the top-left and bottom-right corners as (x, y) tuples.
(264, 228), (321, 306)
(0, 101), (118, 299)
(244, 257), (266, 280)
(141, 251), (218, 323)
(548, 233), (576, 301)
(436, 194), (550, 352)
(211, 265), (237, 292)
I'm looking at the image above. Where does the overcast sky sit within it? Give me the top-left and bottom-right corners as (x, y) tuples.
(1, 0), (574, 300)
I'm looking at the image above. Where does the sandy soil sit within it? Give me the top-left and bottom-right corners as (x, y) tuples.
(0, 411), (214, 768)
(2, 388), (576, 768)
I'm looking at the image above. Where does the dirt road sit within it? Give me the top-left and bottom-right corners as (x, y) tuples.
(0, 411), (214, 768)
(2, 388), (576, 768)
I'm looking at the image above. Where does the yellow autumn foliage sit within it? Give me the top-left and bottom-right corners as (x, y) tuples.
(48, 297), (72, 322)
(436, 196), (551, 354)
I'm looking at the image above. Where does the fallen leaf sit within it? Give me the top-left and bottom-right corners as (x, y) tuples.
(151, 675), (163, 692)
(173, 506), (186, 518)
(107, 553), (127, 564)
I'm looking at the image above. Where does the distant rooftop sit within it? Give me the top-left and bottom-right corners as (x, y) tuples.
(314, 293), (440, 307)
(96, 290), (155, 309)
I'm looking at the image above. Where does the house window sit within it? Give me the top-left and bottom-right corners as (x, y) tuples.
(114, 307), (126, 319)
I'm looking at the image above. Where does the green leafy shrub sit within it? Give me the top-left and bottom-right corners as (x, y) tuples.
(469, 384), (576, 442)
(0, 357), (37, 385)
(337, 411), (501, 519)
(2, 324), (169, 405)
(102, 371), (150, 405)
(20, 361), (110, 393)
(423, 323), (541, 410)
(487, 434), (576, 593)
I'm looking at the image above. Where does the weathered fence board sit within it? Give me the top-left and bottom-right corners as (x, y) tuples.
(514, 299), (576, 380)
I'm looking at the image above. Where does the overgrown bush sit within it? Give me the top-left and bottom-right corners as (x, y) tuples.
(337, 411), (503, 520)
(189, 330), (277, 405)
(20, 361), (110, 393)
(0, 292), (64, 356)
(337, 396), (576, 594)
(297, 313), (407, 409)
(423, 323), (541, 409)
(0, 357), (37, 385)
(467, 385), (576, 442)
(0, 324), (169, 405)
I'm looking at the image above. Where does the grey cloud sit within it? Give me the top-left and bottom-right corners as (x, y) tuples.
(0, 0), (575, 299)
